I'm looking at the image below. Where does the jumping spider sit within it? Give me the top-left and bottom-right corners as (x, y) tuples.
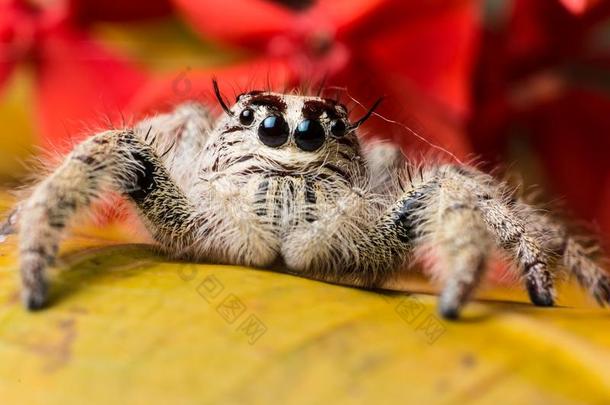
(2, 81), (609, 319)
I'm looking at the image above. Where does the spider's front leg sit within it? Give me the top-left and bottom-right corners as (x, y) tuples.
(388, 165), (557, 318)
(377, 167), (496, 319)
(17, 128), (198, 310)
(406, 164), (610, 316)
(1, 102), (212, 237)
(363, 144), (493, 316)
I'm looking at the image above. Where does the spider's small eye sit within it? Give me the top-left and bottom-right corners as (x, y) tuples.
(258, 115), (289, 147)
(330, 119), (347, 138)
(239, 108), (255, 126)
(295, 119), (325, 152)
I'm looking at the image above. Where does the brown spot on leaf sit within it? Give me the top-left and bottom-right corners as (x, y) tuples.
(5, 290), (19, 306)
(461, 353), (477, 368)
(25, 318), (77, 373)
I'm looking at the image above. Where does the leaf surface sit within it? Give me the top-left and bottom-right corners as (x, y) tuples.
(1, 193), (610, 404)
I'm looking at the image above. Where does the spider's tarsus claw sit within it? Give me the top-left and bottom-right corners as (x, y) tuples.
(22, 285), (48, 311)
(20, 262), (49, 311)
(526, 283), (555, 307)
(530, 294), (555, 307)
(438, 297), (462, 320)
(592, 276), (610, 307)
(594, 295), (605, 307)
(0, 209), (18, 238)
(524, 268), (555, 307)
(24, 297), (46, 311)
(438, 305), (460, 320)
(0, 221), (12, 239)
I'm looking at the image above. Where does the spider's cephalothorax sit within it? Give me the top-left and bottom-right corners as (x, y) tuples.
(3, 84), (610, 319)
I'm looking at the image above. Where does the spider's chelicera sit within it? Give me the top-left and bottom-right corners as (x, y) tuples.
(2, 80), (609, 319)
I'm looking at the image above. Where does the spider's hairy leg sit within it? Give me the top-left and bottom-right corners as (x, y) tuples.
(425, 176), (492, 319)
(0, 206), (19, 237)
(446, 167), (556, 307)
(395, 165), (555, 317)
(135, 102), (214, 190)
(363, 142), (405, 194)
(18, 129), (196, 310)
(480, 201), (554, 306)
(5, 101), (211, 236)
(416, 165), (609, 314)
(563, 238), (610, 305)
(362, 145), (493, 317)
(515, 201), (610, 306)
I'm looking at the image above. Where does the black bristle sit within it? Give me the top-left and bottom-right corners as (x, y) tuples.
(212, 78), (234, 116)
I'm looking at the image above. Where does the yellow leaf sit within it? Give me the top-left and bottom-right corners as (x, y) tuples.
(1, 194), (610, 404)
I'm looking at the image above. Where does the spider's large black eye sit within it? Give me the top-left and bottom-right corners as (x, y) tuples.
(330, 119), (347, 138)
(258, 115), (289, 147)
(239, 108), (255, 125)
(294, 119), (325, 152)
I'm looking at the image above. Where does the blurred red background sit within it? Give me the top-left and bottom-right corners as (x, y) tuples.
(1, 0), (609, 241)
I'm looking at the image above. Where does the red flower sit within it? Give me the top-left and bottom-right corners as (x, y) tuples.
(560, 0), (602, 14)
(0, 0), (149, 150)
(68, 0), (173, 24)
(470, 0), (610, 239)
(136, 0), (481, 159)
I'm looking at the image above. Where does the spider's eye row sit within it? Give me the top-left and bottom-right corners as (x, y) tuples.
(258, 115), (289, 147)
(294, 119), (325, 152)
(330, 119), (347, 138)
(239, 108), (255, 126)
